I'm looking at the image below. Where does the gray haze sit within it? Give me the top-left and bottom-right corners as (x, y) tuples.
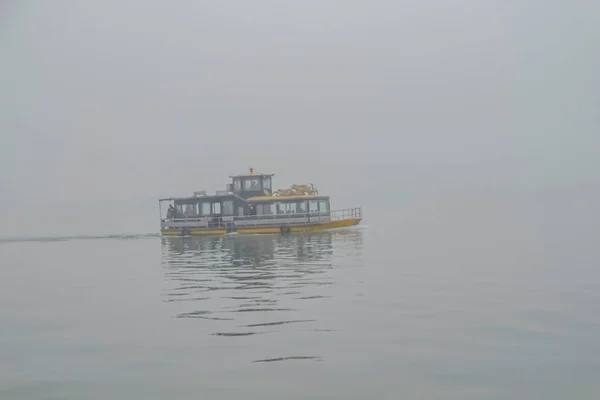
(1, 0), (599, 237)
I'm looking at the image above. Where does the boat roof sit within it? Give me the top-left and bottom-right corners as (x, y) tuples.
(229, 172), (274, 178)
(159, 193), (243, 202)
(248, 195), (328, 202)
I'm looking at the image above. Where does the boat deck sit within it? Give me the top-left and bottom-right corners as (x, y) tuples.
(160, 207), (362, 233)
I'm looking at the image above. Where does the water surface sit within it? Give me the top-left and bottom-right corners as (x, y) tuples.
(1, 203), (599, 399)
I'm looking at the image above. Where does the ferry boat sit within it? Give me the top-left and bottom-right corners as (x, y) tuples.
(158, 168), (362, 236)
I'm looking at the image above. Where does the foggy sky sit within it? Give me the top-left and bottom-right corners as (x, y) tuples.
(1, 0), (599, 237)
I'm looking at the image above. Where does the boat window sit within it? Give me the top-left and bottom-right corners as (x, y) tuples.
(276, 202), (285, 214)
(256, 204), (263, 215)
(233, 179), (241, 192)
(298, 201), (307, 214)
(244, 178), (261, 191)
(309, 200), (319, 213)
(319, 200), (329, 212)
(201, 202), (211, 216)
(262, 203), (275, 215)
(263, 177), (271, 190)
(223, 200), (234, 216)
(176, 204), (183, 217)
(212, 202), (221, 215)
(286, 202), (297, 214)
(277, 202), (297, 214)
(184, 204), (197, 217)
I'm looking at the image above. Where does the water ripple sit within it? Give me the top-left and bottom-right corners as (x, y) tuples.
(252, 356), (322, 363)
(161, 230), (364, 362)
(0, 233), (160, 244)
(242, 320), (315, 327)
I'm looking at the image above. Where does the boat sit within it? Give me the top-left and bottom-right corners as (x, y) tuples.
(158, 168), (362, 236)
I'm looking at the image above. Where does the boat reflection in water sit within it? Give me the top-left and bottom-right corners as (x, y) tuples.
(160, 229), (364, 341)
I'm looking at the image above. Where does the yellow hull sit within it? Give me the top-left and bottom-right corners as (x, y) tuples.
(161, 218), (361, 236)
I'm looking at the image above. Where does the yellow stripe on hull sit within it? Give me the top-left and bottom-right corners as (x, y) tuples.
(161, 229), (228, 236)
(236, 227), (282, 234)
(291, 218), (361, 232)
(161, 218), (361, 236)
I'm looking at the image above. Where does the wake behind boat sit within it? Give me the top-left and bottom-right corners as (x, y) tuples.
(158, 168), (362, 236)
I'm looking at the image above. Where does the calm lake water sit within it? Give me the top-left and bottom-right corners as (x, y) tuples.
(1, 196), (599, 399)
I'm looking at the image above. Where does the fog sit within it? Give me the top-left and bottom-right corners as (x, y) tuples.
(1, 0), (598, 237)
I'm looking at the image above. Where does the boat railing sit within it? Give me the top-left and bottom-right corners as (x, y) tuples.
(161, 207), (362, 229)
